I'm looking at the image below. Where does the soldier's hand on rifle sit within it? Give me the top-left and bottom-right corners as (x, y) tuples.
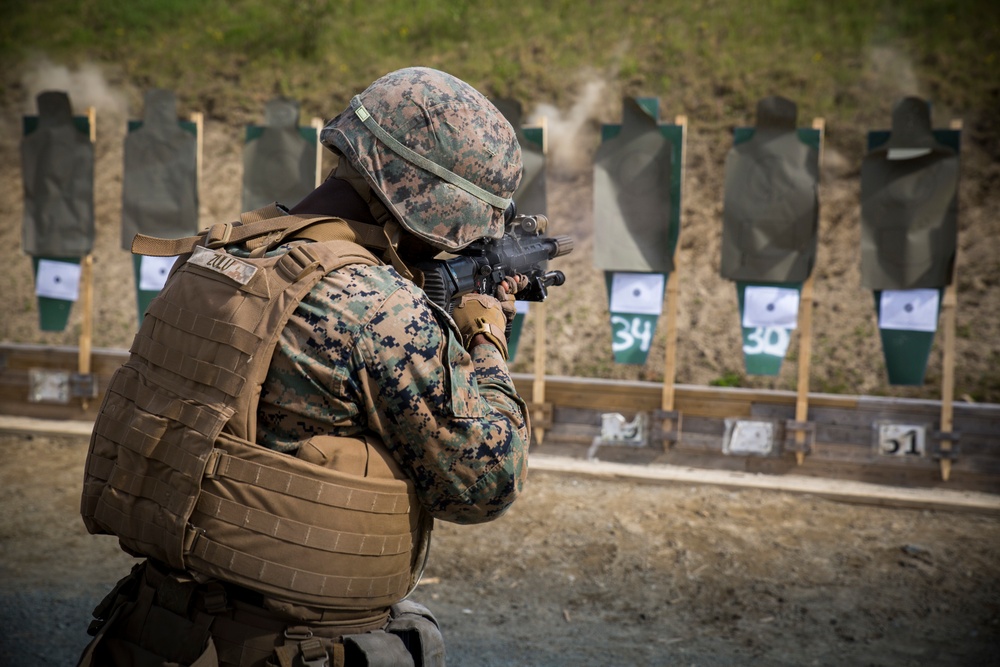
(452, 275), (528, 360)
(453, 294), (510, 360)
(495, 274), (528, 324)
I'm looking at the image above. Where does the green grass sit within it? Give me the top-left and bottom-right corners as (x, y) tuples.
(3, 0), (997, 131)
(710, 371), (743, 388)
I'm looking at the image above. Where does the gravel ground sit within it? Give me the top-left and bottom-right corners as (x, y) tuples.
(2, 432), (999, 666)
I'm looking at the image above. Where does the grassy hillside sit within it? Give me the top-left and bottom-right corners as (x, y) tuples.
(1, 0), (998, 401)
(3, 0), (998, 136)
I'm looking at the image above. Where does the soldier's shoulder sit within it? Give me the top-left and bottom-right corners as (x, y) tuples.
(336, 263), (426, 304)
(307, 262), (431, 324)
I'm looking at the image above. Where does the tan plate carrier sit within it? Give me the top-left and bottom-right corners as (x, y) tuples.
(81, 207), (431, 611)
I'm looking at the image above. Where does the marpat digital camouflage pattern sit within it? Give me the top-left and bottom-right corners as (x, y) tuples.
(252, 252), (530, 524)
(321, 67), (522, 251)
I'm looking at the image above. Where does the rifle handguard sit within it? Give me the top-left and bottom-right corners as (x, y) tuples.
(452, 294), (509, 360)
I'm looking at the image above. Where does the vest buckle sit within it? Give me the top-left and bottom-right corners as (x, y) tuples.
(183, 524), (206, 556)
(204, 449), (223, 479)
(205, 223), (233, 248)
(278, 245), (323, 282)
(284, 626), (314, 641)
(298, 638), (329, 667)
(200, 582), (230, 615)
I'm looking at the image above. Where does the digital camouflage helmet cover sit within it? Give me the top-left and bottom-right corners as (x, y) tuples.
(321, 67), (522, 251)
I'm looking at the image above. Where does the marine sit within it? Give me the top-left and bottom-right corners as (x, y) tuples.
(78, 66), (530, 667)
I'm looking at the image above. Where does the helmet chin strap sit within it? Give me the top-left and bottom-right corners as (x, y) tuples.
(334, 159), (421, 284)
(382, 219), (421, 285)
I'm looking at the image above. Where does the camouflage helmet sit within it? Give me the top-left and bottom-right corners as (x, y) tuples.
(321, 67), (522, 251)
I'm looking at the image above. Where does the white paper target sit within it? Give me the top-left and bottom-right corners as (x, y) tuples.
(742, 286), (799, 329)
(879, 289), (939, 332)
(35, 259), (81, 301)
(139, 255), (178, 291)
(610, 272), (665, 315)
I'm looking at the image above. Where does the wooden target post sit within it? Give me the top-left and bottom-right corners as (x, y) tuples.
(791, 274), (815, 464)
(532, 300), (550, 444)
(788, 117), (825, 464)
(76, 106), (98, 409)
(312, 116), (324, 186)
(190, 111), (204, 197)
(658, 114), (687, 447)
(527, 116), (552, 445)
(938, 255), (958, 480)
(936, 118), (963, 481)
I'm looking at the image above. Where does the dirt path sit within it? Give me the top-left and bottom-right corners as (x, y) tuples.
(1, 432), (998, 666)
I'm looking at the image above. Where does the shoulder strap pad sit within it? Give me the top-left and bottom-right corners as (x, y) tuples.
(131, 203), (388, 257)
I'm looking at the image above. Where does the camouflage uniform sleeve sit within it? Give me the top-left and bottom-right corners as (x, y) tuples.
(355, 284), (530, 525)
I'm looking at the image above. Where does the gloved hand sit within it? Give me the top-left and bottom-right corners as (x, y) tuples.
(495, 276), (522, 324)
(452, 293), (510, 360)
(452, 275), (529, 360)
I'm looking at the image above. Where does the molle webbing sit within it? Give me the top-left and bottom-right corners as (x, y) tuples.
(83, 211), (428, 610)
(187, 434), (422, 608)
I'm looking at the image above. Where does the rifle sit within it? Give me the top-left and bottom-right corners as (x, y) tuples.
(415, 214), (574, 313)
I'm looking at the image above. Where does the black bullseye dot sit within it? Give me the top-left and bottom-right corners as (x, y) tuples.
(766, 303), (775, 311)
(904, 303), (914, 313)
(633, 288), (641, 297)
